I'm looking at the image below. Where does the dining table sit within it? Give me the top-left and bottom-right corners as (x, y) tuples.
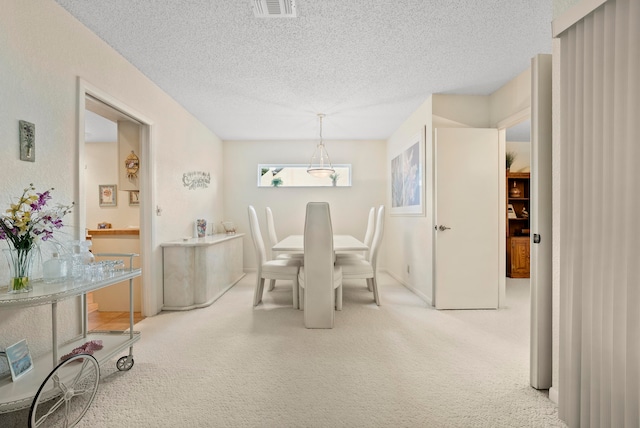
(272, 234), (368, 253)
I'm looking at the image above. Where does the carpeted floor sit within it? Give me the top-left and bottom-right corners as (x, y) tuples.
(1, 273), (566, 427)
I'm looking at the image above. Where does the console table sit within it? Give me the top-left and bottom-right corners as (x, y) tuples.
(161, 234), (245, 310)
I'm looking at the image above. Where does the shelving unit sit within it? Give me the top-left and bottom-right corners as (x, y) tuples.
(506, 172), (530, 278)
(0, 254), (141, 424)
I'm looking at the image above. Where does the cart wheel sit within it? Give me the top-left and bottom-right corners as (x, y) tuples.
(116, 355), (134, 371)
(29, 354), (99, 428)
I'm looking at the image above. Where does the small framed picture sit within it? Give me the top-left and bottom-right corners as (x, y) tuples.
(129, 191), (139, 206)
(99, 184), (117, 207)
(6, 339), (34, 381)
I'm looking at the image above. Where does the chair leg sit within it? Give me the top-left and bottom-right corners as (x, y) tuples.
(298, 287), (304, 311)
(253, 277), (266, 306)
(292, 277), (299, 310)
(370, 277), (380, 306)
(268, 279), (276, 291)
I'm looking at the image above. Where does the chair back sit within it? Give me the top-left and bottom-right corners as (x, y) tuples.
(247, 205), (267, 266)
(369, 205), (385, 270)
(303, 202), (335, 328)
(265, 207), (279, 248)
(362, 206), (376, 257)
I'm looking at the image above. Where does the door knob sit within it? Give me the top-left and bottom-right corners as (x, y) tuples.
(437, 225), (451, 231)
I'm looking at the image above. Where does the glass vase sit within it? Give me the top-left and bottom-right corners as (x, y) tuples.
(3, 247), (35, 293)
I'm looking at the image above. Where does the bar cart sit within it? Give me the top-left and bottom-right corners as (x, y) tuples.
(0, 253), (141, 427)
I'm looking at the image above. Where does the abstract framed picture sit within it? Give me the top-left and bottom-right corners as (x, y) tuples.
(390, 130), (425, 216)
(6, 339), (34, 381)
(99, 184), (117, 207)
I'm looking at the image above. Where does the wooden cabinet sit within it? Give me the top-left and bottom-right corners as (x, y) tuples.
(509, 236), (530, 278)
(506, 172), (530, 278)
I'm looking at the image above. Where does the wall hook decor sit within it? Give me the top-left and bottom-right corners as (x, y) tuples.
(125, 150), (139, 179)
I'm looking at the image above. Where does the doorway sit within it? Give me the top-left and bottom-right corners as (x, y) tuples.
(84, 102), (144, 328)
(77, 78), (157, 319)
(505, 118), (532, 283)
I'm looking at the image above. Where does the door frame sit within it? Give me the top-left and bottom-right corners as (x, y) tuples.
(77, 78), (158, 316)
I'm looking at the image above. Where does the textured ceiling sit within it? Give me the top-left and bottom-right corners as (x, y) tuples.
(56, 0), (552, 141)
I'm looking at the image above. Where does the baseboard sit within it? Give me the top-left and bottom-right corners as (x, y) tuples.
(549, 386), (558, 404)
(382, 269), (433, 307)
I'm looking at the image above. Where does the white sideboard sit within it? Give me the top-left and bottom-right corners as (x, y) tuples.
(161, 234), (245, 310)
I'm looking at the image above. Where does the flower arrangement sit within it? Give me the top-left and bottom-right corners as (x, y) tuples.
(0, 184), (73, 292)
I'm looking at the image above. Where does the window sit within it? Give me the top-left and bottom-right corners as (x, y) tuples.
(257, 164), (351, 187)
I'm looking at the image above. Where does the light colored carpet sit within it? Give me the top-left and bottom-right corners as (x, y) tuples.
(1, 274), (565, 427)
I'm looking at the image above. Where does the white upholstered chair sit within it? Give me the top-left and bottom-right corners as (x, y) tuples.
(248, 205), (301, 308)
(297, 202), (343, 328)
(265, 206), (304, 291)
(336, 206), (375, 261)
(335, 205), (384, 305)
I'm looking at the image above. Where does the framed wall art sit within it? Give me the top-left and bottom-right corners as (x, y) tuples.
(99, 184), (117, 207)
(5, 339), (34, 381)
(129, 190), (139, 206)
(390, 130), (425, 216)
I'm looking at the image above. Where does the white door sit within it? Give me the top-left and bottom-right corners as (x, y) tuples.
(434, 128), (499, 309)
(529, 53), (553, 389)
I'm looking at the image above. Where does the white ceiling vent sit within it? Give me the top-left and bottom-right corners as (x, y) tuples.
(252, 0), (297, 18)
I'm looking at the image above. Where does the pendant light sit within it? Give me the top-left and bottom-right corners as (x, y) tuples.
(307, 113), (335, 177)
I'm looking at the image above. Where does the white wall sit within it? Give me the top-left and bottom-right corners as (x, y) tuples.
(385, 97), (434, 303)
(85, 142), (140, 229)
(490, 68), (531, 126)
(0, 0), (224, 362)
(386, 94), (494, 305)
(223, 140), (386, 270)
(385, 79), (534, 306)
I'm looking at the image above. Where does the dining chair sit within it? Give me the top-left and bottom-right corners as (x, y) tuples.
(335, 205), (384, 305)
(247, 205), (301, 308)
(265, 207), (304, 260)
(336, 206), (375, 261)
(297, 202), (343, 328)
(265, 206), (304, 291)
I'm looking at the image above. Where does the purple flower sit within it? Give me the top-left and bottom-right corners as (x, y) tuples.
(30, 190), (51, 211)
(1, 186), (73, 249)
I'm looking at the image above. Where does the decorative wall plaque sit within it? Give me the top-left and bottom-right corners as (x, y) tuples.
(19, 120), (35, 162)
(182, 171), (211, 190)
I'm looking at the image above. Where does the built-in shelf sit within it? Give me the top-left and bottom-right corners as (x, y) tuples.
(506, 173), (530, 278)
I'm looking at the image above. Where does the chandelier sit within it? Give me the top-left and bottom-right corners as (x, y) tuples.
(307, 113), (335, 177)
